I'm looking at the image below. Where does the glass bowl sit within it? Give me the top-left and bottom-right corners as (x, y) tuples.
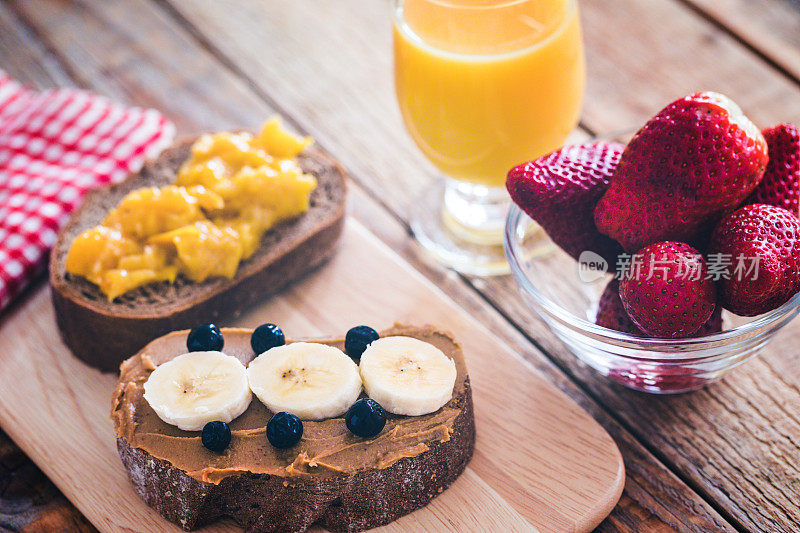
(504, 205), (800, 394)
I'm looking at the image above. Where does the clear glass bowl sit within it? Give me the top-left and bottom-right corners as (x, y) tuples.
(504, 205), (800, 394)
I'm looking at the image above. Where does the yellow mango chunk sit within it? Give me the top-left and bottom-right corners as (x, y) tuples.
(103, 186), (203, 240)
(117, 245), (171, 272)
(101, 267), (178, 301)
(255, 116), (312, 158)
(65, 227), (142, 287)
(65, 117), (316, 300)
(150, 221), (243, 282)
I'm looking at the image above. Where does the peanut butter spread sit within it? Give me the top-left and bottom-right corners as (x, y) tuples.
(111, 325), (468, 485)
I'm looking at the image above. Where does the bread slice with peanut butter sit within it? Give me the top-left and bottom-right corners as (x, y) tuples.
(50, 136), (346, 371)
(112, 324), (475, 532)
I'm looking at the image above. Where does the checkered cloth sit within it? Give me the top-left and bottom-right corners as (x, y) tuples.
(0, 71), (175, 312)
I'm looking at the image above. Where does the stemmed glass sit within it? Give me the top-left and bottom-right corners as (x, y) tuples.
(393, 0), (585, 275)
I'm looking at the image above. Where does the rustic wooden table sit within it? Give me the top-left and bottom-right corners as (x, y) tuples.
(1, 0), (800, 531)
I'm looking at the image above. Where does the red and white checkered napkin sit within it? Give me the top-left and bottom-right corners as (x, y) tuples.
(0, 71), (176, 312)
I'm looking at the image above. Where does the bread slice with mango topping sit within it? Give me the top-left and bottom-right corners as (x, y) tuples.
(50, 130), (346, 371)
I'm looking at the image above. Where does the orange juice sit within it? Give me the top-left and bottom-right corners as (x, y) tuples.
(394, 0), (585, 187)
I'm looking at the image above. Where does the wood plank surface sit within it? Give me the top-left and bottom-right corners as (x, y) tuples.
(683, 0), (800, 82)
(4, 0), (800, 530)
(513, 2), (800, 531)
(0, 3), (99, 531)
(578, 0), (800, 132)
(145, 0), (800, 530)
(0, 220), (625, 532)
(0, 0), (733, 531)
(0, 428), (95, 533)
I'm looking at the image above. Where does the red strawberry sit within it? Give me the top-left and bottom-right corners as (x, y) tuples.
(507, 142), (625, 265)
(700, 306), (724, 336)
(596, 278), (722, 337)
(744, 123), (800, 215)
(619, 242), (716, 338)
(608, 364), (709, 393)
(595, 279), (641, 335)
(595, 92), (768, 252)
(708, 203), (800, 316)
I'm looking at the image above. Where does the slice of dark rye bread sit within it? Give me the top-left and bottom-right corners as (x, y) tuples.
(49, 140), (346, 371)
(113, 325), (475, 532)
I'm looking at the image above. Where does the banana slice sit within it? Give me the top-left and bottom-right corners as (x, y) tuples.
(143, 351), (251, 431)
(247, 342), (362, 420)
(359, 336), (457, 416)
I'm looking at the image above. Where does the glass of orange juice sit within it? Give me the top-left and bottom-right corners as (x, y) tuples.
(393, 0), (585, 275)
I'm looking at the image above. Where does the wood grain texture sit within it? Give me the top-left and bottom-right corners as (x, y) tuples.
(106, 0), (800, 530)
(508, 3), (800, 530)
(578, 0), (800, 132)
(682, 0), (800, 82)
(0, 221), (625, 532)
(0, 3), (71, 89)
(3, 2), (744, 531)
(0, 429), (95, 533)
(4, 0), (789, 530)
(0, 3), (96, 531)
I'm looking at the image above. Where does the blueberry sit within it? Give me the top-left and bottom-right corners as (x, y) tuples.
(251, 323), (285, 354)
(345, 398), (386, 438)
(201, 421), (231, 453)
(344, 326), (379, 361)
(187, 323), (224, 352)
(266, 412), (303, 449)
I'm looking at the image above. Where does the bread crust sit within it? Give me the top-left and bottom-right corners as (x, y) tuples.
(49, 142), (346, 371)
(117, 380), (474, 532)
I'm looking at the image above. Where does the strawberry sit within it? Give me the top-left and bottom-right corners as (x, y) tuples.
(596, 277), (722, 337)
(608, 364), (709, 393)
(618, 241), (716, 338)
(744, 123), (800, 215)
(699, 306), (724, 336)
(595, 92), (768, 252)
(595, 278), (641, 335)
(507, 142), (625, 265)
(701, 306), (724, 336)
(708, 203), (800, 316)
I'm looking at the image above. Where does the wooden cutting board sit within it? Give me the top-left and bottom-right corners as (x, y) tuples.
(0, 219), (624, 532)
